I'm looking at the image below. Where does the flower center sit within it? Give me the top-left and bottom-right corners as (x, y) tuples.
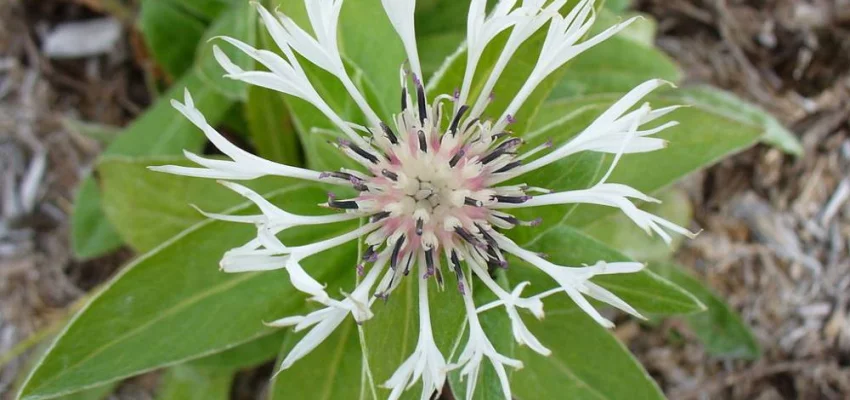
(320, 83), (543, 288)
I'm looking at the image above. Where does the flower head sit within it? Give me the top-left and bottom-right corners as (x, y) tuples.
(151, 0), (693, 398)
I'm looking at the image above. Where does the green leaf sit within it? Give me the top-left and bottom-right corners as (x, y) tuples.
(513, 226), (704, 316)
(338, 0), (407, 121)
(414, 0), (468, 78)
(672, 85), (803, 156)
(512, 305), (665, 400)
(72, 2), (254, 259)
(139, 0), (207, 78)
(651, 263), (761, 359)
(20, 185), (358, 400)
(98, 156), (277, 253)
(191, 330), (286, 370)
(603, 0), (632, 13)
(582, 188), (692, 263)
(51, 383), (118, 400)
(155, 364), (234, 400)
(418, 32), (467, 79)
(246, 82), (303, 165)
(175, 0), (234, 20)
(363, 276), (466, 400)
(71, 179), (126, 259)
(549, 24), (681, 99)
(269, 319), (366, 400)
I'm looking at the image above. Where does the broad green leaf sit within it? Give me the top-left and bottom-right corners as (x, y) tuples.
(363, 275), (466, 400)
(338, 0), (407, 121)
(603, 0), (632, 13)
(72, 180), (126, 259)
(512, 305), (665, 400)
(583, 188), (692, 262)
(270, 319), (365, 400)
(20, 186), (358, 400)
(155, 364), (233, 400)
(415, 0), (469, 36)
(175, 0), (234, 20)
(76, 77), (232, 256)
(513, 226), (704, 316)
(617, 13), (658, 47)
(98, 156), (278, 253)
(651, 264), (760, 359)
(139, 0), (207, 78)
(549, 27), (681, 99)
(72, 9), (249, 259)
(246, 82), (303, 165)
(448, 271), (515, 400)
(414, 0), (469, 78)
(60, 383), (119, 400)
(672, 85), (803, 156)
(192, 331), (287, 370)
(419, 32), (466, 79)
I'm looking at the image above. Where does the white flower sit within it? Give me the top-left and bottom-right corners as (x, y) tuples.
(267, 253), (389, 368)
(382, 263), (448, 400)
(151, 1), (694, 399)
(454, 279), (523, 400)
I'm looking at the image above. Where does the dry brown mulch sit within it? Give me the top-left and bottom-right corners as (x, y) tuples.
(631, 1), (850, 398)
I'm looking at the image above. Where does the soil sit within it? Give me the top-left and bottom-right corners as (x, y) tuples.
(1, 0), (848, 399)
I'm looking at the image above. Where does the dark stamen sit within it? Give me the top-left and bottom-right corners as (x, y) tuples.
(418, 130), (427, 152)
(464, 197), (483, 207)
(494, 214), (520, 226)
(493, 160), (523, 173)
(494, 138), (522, 152)
(403, 253), (414, 276)
(450, 250), (462, 275)
(347, 142), (379, 164)
(416, 79), (427, 125)
(480, 149), (511, 165)
(390, 235), (406, 270)
(328, 198), (359, 209)
(455, 227), (483, 247)
(370, 211), (391, 223)
(380, 122), (398, 145)
(475, 224), (498, 247)
(350, 176), (368, 192)
(449, 105), (469, 136)
(449, 149), (465, 167)
(415, 219), (424, 236)
(400, 87), (408, 111)
(320, 171), (356, 181)
(381, 169), (398, 181)
(362, 245), (378, 262)
(493, 195), (531, 204)
(424, 248), (435, 277)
